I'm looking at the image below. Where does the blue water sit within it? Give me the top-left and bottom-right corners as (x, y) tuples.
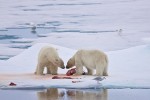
(0, 27), (55, 60)
(0, 27), (57, 44)
(0, 88), (150, 100)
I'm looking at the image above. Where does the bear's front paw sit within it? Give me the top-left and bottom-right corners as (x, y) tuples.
(52, 73), (58, 75)
(75, 72), (83, 75)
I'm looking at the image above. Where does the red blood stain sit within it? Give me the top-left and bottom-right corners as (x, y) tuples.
(52, 76), (73, 79)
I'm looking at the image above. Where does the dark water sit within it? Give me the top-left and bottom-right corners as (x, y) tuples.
(0, 27), (57, 44)
(0, 88), (150, 100)
(0, 26), (116, 44)
(0, 27), (56, 60)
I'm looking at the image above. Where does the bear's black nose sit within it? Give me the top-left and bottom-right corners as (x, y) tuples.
(66, 66), (69, 69)
(61, 66), (65, 69)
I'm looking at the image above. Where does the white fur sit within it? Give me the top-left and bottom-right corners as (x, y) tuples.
(35, 46), (64, 75)
(66, 49), (108, 76)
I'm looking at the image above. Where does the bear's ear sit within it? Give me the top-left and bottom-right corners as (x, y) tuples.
(70, 58), (73, 61)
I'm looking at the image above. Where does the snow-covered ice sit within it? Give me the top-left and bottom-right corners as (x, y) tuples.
(0, 43), (150, 89)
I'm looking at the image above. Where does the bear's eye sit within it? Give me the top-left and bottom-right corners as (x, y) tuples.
(55, 59), (59, 61)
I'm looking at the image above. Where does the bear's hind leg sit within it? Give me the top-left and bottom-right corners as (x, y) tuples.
(103, 66), (108, 76)
(95, 65), (104, 76)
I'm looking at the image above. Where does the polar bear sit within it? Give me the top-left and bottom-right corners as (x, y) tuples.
(35, 46), (65, 75)
(66, 49), (108, 76)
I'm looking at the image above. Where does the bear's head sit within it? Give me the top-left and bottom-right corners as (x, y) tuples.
(66, 58), (75, 69)
(54, 58), (65, 69)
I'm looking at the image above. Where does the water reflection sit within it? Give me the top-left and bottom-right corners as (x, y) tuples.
(1, 89), (150, 100)
(37, 88), (64, 100)
(37, 88), (107, 100)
